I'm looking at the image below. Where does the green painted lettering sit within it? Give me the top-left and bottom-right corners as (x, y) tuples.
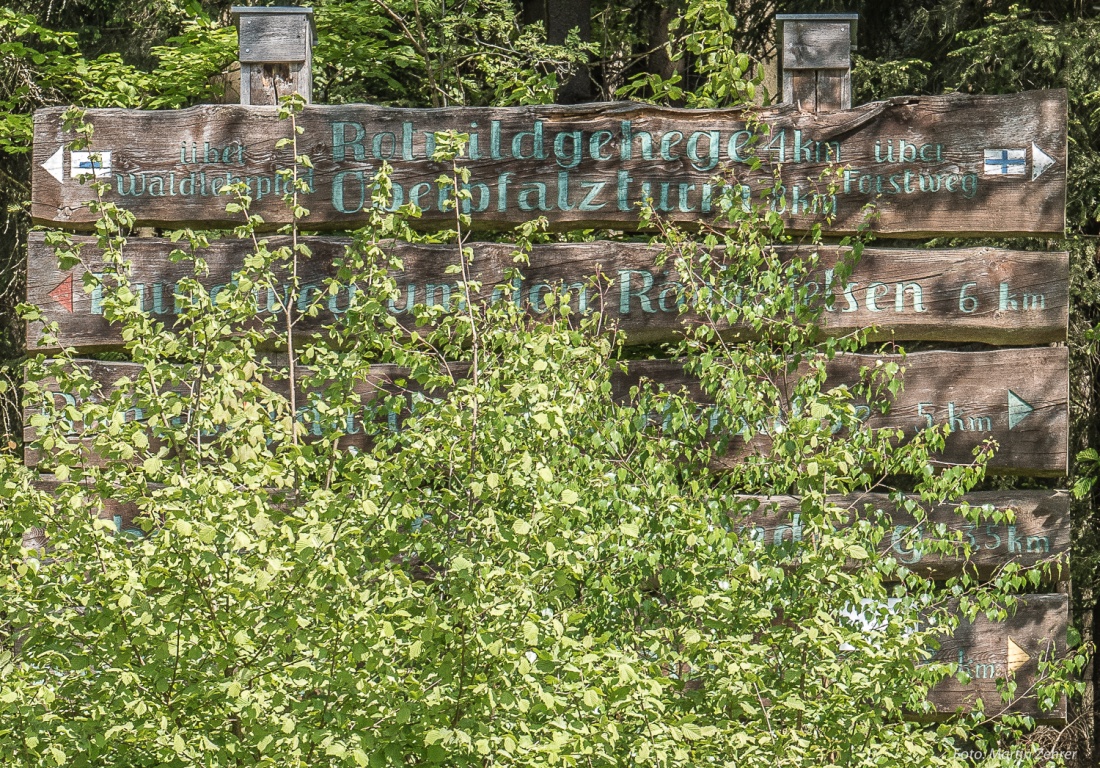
(529, 283), (553, 313)
(496, 172), (514, 212)
(895, 282), (926, 313)
(332, 122), (366, 162)
(590, 130), (614, 161)
(620, 120), (655, 161)
(619, 269), (655, 314)
(518, 182), (551, 212)
(553, 131), (583, 169)
(578, 180), (606, 211)
(866, 282), (889, 312)
(616, 170), (633, 211)
(332, 169), (366, 214)
(371, 131), (396, 159)
(660, 131), (683, 161)
(512, 121), (546, 160)
(687, 130), (720, 171)
(557, 172), (575, 211)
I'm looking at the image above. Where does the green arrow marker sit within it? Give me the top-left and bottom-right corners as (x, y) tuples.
(1008, 390), (1035, 430)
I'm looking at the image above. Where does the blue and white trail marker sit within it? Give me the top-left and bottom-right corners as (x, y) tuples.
(984, 148), (1027, 176)
(69, 151), (112, 179)
(983, 144), (1056, 180)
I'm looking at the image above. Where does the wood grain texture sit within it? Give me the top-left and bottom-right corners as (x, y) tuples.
(28, 476), (1066, 581)
(925, 594), (1068, 724)
(614, 348), (1069, 476)
(25, 233), (1069, 351)
(816, 69), (851, 112)
(733, 491), (1068, 581)
(782, 20), (851, 69)
(24, 349), (1068, 476)
(243, 62), (310, 107)
(237, 12), (310, 63)
(786, 71), (818, 113)
(31, 91), (1067, 236)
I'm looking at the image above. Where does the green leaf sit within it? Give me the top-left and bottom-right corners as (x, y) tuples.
(451, 555), (473, 573)
(424, 729), (448, 746)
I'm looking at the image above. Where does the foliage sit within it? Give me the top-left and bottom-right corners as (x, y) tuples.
(0, 8), (235, 154)
(0, 2), (236, 421)
(0, 0), (1094, 766)
(851, 55), (929, 107)
(314, 0), (592, 107)
(616, 0), (766, 107)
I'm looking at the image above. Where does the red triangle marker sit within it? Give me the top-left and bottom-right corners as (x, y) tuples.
(48, 273), (73, 312)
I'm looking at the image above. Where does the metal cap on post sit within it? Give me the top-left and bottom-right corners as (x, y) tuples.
(776, 13), (857, 113)
(231, 6), (316, 106)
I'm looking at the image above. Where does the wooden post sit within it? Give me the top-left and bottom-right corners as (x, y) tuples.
(776, 13), (857, 113)
(231, 5), (315, 106)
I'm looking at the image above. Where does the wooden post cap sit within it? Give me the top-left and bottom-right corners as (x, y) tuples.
(231, 6), (316, 64)
(775, 13), (858, 113)
(776, 13), (857, 71)
(230, 6), (316, 105)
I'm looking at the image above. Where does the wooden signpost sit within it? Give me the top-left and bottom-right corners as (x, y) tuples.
(732, 491), (1069, 581)
(926, 594), (1068, 724)
(617, 348), (1069, 476)
(31, 90), (1067, 236)
(22, 12), (1074, 726)
(27, 476), (1066, 581)
(27, 233), (1068, 351)
(24, 348), (1068, 476)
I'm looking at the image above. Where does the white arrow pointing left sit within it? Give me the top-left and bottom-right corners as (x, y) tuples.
(41, 147), (64, 183)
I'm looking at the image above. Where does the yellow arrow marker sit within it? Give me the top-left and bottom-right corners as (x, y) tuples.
(1007, 638), (1031, 675)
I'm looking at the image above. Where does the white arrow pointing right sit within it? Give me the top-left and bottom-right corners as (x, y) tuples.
(41, 147), (64, 184)
(1032, 143), (1055, 181)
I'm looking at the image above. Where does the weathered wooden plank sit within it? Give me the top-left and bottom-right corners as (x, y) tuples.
(31, 91), (1067, 235)
(924, 594), (1068, 724)
(23, 359), (413, 469)
(731, 491), (1068, 580)
(24, 349), (1069, 476)
(236, 7), (312, 64)
(781, 19), (852, 70)
(816, 69), (850, 112)
(25, 233), (1069, 351)
(614, 347), (1069, 476)
(28, 476), (1066, 581)
(788, 71), (818, 113)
